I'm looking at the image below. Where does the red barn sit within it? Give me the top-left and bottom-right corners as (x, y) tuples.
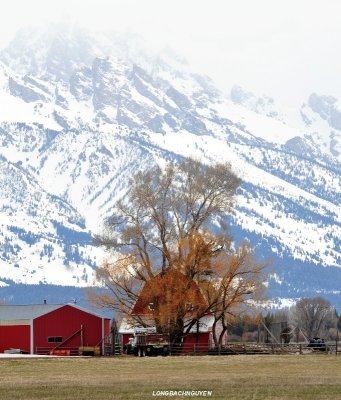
(0, 303), (111, 355)
(118, 270), (225, 352)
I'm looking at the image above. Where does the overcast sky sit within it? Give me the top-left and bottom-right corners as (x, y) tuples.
(1, 0), (341, 109)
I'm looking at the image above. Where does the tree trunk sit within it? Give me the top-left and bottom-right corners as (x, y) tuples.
(212, 317), (219, 347)
(218, 326), (228, 346)
(170, 318), (185, 348)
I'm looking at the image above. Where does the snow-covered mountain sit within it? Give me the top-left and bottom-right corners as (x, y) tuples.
(0, 24), (340, 306)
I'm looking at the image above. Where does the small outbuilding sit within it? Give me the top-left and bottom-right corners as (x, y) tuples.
(0, 303), (111, 355)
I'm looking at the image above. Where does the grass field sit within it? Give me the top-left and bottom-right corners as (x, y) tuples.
(1, 354), (341, 400)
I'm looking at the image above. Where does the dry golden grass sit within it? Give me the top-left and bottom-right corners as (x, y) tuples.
(1, 354), (341, 399)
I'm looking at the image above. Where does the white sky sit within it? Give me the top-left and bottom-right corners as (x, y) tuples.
(0, 0), (341, 109)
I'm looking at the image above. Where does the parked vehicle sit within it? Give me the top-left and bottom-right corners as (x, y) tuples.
(125, 328), (170, 357)
(307, 337), (327, 351)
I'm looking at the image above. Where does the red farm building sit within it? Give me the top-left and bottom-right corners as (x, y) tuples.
(119, 271), (226, 352)
(0, 303), (111, 355)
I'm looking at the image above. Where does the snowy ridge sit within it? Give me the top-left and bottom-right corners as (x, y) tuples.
(0, 154), (99, 285)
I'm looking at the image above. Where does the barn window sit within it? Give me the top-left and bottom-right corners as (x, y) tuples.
(47, 336), (63, 343)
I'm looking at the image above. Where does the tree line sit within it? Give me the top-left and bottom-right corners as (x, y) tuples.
(227, 297), (341, 343)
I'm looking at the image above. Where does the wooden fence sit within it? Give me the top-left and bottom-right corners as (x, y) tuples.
(35, 341), (341, 356)
(36, 346), (79, 356)
(167, 342), (341, 356)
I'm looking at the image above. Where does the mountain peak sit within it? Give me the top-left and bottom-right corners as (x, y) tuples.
(230, 85), (285, 122)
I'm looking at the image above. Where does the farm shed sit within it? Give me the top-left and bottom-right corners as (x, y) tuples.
(0, 303), (111, 355)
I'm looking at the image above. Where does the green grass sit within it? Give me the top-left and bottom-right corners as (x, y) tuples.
(1, 355), (341, 399)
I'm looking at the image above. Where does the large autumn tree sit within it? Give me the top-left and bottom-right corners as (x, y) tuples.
(91, 158), (266, 345)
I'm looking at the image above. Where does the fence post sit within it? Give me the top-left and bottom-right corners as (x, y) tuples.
(299, 344), (302, 355)
(336, 340), (338, 356)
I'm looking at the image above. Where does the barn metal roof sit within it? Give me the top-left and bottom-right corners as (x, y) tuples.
(0, 304), (63, 320)
(0, 303), (111, 321)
